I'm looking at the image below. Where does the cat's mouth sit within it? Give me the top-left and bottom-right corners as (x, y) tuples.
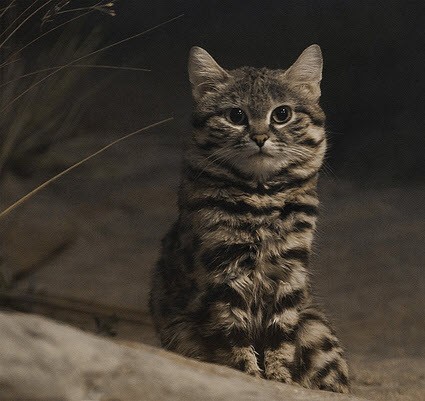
(248, 149), (274, 158)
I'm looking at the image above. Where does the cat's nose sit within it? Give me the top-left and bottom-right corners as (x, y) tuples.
(250, 133), (269, 148)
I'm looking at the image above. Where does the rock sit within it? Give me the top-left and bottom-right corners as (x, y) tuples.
(0, 312), (368, 401)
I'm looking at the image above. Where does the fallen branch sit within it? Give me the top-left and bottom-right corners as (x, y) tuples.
(0, 289), (152, 326)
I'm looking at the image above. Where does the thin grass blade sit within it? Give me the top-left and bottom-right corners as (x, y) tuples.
(0, 117), (174, 220)
(0, 13), (184, 114)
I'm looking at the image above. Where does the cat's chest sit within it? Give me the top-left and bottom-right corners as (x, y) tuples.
(226, 270), (282, 332)
(217, 231), (288, 277)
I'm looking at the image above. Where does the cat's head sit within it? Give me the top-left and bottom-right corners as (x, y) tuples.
(188, 45), (326, 182)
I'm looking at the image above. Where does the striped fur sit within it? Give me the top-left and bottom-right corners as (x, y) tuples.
(149, 45), (349, 393)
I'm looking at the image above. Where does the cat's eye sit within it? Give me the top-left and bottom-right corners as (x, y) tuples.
(271, 106), (292, 124)
(226, 108), (248, 125)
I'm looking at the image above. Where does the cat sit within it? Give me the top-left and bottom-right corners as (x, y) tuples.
(149, 44), (349, 393)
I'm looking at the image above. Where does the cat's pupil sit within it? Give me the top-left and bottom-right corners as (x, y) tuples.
(272, 106), (291, 124)
(228, 108), (247, 125)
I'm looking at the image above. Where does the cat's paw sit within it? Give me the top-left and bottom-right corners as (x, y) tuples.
(263, 342), (297, 384)
(303, 357), (350, 394)
(230, 346), (262, 378)
(264, 368), (294, 384)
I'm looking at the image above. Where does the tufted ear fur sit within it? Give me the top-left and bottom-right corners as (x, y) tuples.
(284, 44), (323, 99)
(188, 46), (229, 100)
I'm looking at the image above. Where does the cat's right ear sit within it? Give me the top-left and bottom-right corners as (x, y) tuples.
(188, 47), (229, 100)
(284, 44), (323, 100)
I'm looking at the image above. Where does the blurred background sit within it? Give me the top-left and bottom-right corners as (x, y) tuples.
(0, 1), (424, 400)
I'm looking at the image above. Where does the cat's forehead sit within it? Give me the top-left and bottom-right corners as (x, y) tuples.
(224, 66), (295, 112)
(230, 67), (285, 91)
(231, 66), (282, 79)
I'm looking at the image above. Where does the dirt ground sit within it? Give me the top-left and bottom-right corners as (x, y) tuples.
(1, 124), (424, 400)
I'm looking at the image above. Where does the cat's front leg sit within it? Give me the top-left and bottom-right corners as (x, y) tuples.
(263, 305), (349, 392)
(213, 339), (261, 377)
(263, 308), (299, 384)
(295, 307), (349, 393)
(262, 283), (308, 384)
(200, 284), (261, 377)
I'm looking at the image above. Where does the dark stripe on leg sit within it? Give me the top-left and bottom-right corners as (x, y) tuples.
(275, 289), (305, 312)
(293, 220), (313, 232)
(313, 360), (339, 382)
(299, 311), (329, 327)
(295, 345), (317, 381)
(202, 325), (251, 350)
(266, 324), (297, 350)
(337, 370), (349, 386)
(320, 337), (339, 352)
(280, 248), (310, 264)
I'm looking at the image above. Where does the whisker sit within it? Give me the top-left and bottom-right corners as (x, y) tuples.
(195, 145), (237, 171)
(192, 147), (236, 181)
(320, 161), (338, 180)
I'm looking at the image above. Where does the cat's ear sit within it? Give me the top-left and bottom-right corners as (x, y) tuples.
(284, 44), (323, 99)
(285, 44), (323, 82)
(188, 46), (229, 100)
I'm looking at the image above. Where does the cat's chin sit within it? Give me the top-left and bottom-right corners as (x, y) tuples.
(236, 152), (284, 182)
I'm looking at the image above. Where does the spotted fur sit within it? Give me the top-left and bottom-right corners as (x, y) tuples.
(149, 45), (349, 393)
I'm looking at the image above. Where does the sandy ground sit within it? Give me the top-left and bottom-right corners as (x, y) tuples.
(1, 124), (424, 400)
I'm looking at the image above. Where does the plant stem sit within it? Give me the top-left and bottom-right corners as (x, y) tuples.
(0, 117), (174, 220)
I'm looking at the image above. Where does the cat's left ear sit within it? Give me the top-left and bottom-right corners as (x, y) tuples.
(188, 46), (229, 100)
(284, 44), (323, 99)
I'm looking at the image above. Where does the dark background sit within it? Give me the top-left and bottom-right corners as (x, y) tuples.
(85, 0), (425, 186)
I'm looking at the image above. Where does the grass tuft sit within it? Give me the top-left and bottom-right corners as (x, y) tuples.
(0, 1), (117, 177)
